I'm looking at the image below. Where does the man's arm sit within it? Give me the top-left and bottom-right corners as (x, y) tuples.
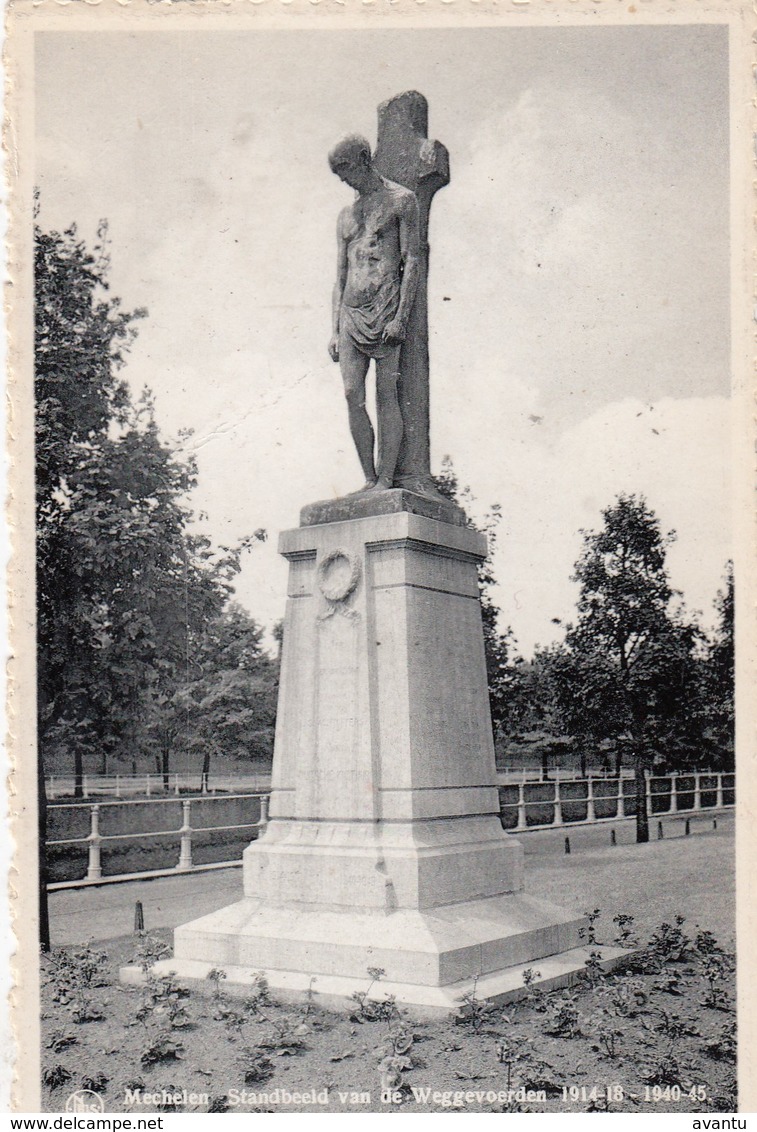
(329, 210), (349, 361)
(384, 192), (420, 345)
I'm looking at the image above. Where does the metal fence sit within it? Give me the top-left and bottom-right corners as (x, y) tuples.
(499, 770), (735, 831)
(47, 793), (269, 887)
(44, 765), (634, 799)
(46, 770), (733, 889)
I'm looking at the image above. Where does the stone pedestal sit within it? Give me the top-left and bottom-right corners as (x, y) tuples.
(142, 497), (614, 1011)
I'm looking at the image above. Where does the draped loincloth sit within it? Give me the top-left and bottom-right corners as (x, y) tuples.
(339, 275), (401, 360)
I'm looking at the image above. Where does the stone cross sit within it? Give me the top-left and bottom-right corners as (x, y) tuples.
(374, 91), (450, 497)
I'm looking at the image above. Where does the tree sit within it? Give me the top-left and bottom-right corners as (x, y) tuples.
(555, 494), (704, 842)
(433, 458), (523, 750)
(701, 561), (734, 769)
(34, 216), (267, 943)
(149, 603), (278, 790)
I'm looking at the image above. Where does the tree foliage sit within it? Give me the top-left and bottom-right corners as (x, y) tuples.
(35, 218), (274, 793)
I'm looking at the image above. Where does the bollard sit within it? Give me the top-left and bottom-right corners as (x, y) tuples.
(657, 820), (664, 840)
(177, 800), (193, 870)
(685, 818), (691, 836)
(564, 836), (571, 855)
(611, 828), (616, 846)
(713, 817), (717, 831)
(134, 900), (145, 933)
(86, 805), (102, 881)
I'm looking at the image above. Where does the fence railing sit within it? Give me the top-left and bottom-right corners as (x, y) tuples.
(45, 766), (636, 799)
(47, 793), (269, 885)
(499, 770), (735, 831)
(45, 772), (273, 799)
(46, 771), (733, 889)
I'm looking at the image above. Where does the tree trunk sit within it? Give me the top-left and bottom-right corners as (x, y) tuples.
(74, 746), (83, 799)
(37, 711), (51, 952)
(580, 751), (587, 778)
(615, 748), (622, 778)
(161, 745), (170, 792)
(634, 753), (649, 843)
(541, 746), (550, 781)
(201, 750), (211, 794)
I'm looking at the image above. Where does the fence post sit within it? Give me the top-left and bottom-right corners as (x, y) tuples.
(258, 794), (270, 833)
(586, 777), (595, 824)
(115, 774), (121, 799)
(715, 773), (724, 809)
(645, 771), (653, 818)
(146, 774), (151, 798)
(616, 777), (624, 820)
(693, 772), (702, 811)
(553, 780), (563, 826)
(174, 774), (180, 797)
(86, 805), (102, 881)
(669, 773), (678, 814)
(82, 775), (89, 799)
(515, 783), (527, 831)
(177, 800), (193, 871)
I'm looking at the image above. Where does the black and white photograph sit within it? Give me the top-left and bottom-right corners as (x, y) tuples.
(7, 2), (754, 1117)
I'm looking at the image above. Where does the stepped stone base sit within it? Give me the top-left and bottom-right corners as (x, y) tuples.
(121, 893), (629, 1015)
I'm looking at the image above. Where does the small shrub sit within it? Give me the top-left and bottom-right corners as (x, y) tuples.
(700, 951), (735, 1011)
(582, 950), (604, 987)
(351, 967), (399, 1023)
(208, 1096), (230, 1112)
(139, 1029), (184, 1067)
(578, 908), (602, 946)
(132, 933), (172, 976)
(612, 913), (639, 947)
(589, 1011), (623, 1059)
(652, 970), (689, 996)
(206, 968), (228, 998)
(701, 1020), (736, 1063)
(80, 1072), (109, 1092)
(42, 1065), (73, 1090)
(543, 993), (582, 1038)
(655, 1008), (700, 1039)
(594, 978), (646, 1018)
(135, 974), (191, 1031)
(648, 915), (691, 962)
(455, 975), (497, 1031)
(242, 1050), (275, 1084)
(46, 1029), (78, 1053)
(642, 1051), (680, 1086)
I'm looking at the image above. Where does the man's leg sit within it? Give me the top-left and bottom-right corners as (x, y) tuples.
(374, 348), (403, 489)
(339, 335), (375, 487)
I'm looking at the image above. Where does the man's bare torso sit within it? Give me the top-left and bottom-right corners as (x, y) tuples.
(339, 179), (413, 309)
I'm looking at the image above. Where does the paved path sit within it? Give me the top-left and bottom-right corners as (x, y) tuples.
(49, 812), (735, 949)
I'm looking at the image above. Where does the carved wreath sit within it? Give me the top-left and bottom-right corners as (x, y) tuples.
(316, 548), (361, 604)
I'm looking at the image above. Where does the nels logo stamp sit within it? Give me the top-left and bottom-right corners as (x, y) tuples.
(65, 1091), (105, 1114)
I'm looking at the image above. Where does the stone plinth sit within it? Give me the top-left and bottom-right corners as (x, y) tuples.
(144, 507), (595, 1011)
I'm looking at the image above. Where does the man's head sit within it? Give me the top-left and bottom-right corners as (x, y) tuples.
(328, 134), (373, 191)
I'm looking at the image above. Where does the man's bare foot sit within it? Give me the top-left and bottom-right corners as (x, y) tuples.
(346, 479), (378, 496)
(364, 478), (393, 493)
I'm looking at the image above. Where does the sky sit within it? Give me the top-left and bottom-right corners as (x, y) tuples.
(34, 25), (732, 656)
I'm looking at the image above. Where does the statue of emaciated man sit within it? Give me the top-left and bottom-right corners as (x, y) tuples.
(328, 134), (420, 493)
